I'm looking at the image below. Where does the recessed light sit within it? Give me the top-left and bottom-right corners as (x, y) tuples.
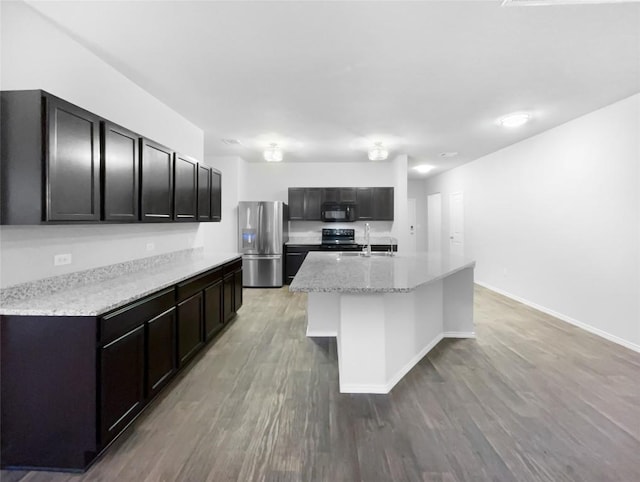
(439, 152), (458, 158)
(263, 143), (283, 162)
(368, 142), (389, 161)
(221, 138), (241, 145)
(413, 164), (435, 174)
(498, 112), (531, 128)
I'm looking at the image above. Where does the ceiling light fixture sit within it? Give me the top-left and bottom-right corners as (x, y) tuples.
(368, 142), (389, 161)
(439, 151), (458, 158)
(413, 164), (435, 174)
(498, 112), (531, 128)
(263, 143), (283, 162)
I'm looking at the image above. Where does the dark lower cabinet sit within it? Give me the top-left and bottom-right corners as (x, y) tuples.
(146, 308), (177, 397)
(99, 324), (145, 446)
(223, 273), (235, 322)
(177, 292), (204, 366)
(204, 280), (223, 340)
(285, 245), (321, 283)
(234, 268), (243, 312)
(0, 256), (241, 472)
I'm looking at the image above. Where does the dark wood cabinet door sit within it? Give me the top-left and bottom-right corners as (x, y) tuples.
(234, 269), (243, 312)
(102, 122), (139, 222)
(339, 188), (357, 202)
(305, 188), (322, 220)
(322, 188), (339, 203)
(174, 154), (197, 221)
(140, 139), (173, 222)
(372, 187), (394, 220)
(177, 292), (204, 366)
(100, 324), (145, 446)
(45, 96), (101, 222)
(146, 308), (177, 397)
(288, 188), (305, 220)
(197, 164), (212, 221)
(356, 188), (373, 220)
(285, 253), (306, 283)
(223, 274), (235, 323)
(211, 169), (222, 222)
(204, 280), (223, 340)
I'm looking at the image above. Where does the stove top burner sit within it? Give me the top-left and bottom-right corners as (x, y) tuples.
(321, 228), (358, 250)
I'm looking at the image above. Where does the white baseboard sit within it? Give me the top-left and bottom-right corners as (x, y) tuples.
(306, 329), (337, 338)
(443, 331), (475, 339)
(476, 281), (640, 354)
(340, 333), (444, 394)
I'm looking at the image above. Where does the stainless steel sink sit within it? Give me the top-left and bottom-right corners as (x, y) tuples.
(337, 252), (393, 257)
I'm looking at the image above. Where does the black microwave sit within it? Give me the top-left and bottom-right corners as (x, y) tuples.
(321, 202), (356, 222)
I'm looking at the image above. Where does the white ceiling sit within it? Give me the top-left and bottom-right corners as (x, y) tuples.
(26, 0), (640, 178)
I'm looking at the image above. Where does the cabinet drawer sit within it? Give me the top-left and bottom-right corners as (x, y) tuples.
(100, 288), (175, 344)
(176, 267), (222, 302)
(222, 258), (242, 276)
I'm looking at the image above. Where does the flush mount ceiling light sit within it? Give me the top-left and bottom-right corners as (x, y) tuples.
(413, 164), (435, 174)
(498, 112), (531, 128)
(263, 143), (283, 162)
(368, 142), (389, 161)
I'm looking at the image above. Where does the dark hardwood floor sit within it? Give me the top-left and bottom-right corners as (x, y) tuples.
(3, 285), (639, 481)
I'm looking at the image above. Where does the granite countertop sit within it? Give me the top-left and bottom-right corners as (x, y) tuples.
(0, 252), (242, 317)
(286, 236), (397, 246)
(289, 252), (475, 294)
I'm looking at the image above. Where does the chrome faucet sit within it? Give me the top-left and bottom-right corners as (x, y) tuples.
(362, 223), (371, 257)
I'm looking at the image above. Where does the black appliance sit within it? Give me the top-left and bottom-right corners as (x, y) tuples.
(320, 228), (360, 251)
(321, 202), (356, 222)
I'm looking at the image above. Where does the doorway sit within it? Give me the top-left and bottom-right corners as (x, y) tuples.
(449, 191), (464, 256)
(427, 193), (442, 252)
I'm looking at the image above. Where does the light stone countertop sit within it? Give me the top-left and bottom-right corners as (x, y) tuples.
(289, 252), (475, 294)
(0, 252), (242, 317)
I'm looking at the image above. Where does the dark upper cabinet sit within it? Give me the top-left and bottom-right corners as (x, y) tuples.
(305, 189), (322, 220)
(146, 307), (177, 398)
(1, 91), (102, 224)
(322, 188), (357, 204)
(288, 188), (305, 220)
(174, 153), (198, 221)
(140, 139), (174, 222)
(197, 164), (212, 221)
(102, 122), (139, 222)
(177, 292), (204, 366)
(211, 168), (222, 222)
(288, 188), (322, 221)
(99, 324), (145, 446)
(46, 96), (102, 222)
(1, 90), (220, 226)
(372, 187), (394, 220)
(356, 188), (373, 220)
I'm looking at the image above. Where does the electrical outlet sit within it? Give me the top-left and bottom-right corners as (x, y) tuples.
(146, 242), (155, 252)
(54, 253), (72, 266)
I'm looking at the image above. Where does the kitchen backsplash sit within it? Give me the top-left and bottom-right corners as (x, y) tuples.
(289, 221), (393, 238)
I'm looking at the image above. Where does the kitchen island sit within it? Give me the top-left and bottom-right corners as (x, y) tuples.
(289, 252), (475, 394)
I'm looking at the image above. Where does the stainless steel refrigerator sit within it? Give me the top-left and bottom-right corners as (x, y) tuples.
(238, 201), (289, 287)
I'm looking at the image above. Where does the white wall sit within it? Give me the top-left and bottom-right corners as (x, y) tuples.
(0, 1), (234, 288)
(240, 158), (410, 249)
(424, 94), (640, 350)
